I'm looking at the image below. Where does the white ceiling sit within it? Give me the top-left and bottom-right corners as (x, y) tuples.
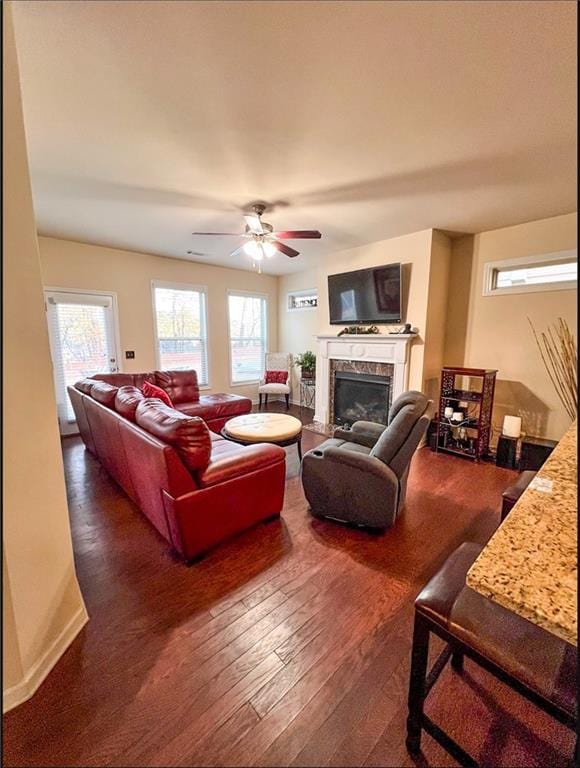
(12, 0), (577, 275)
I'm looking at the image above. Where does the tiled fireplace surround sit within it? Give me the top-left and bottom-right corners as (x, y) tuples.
(313, 334), (414, 427)
(329, 360), (394, 425)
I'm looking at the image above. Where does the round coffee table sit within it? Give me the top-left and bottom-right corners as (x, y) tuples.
(221, 413), (303, 460)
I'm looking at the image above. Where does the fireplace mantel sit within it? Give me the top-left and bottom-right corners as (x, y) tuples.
(314, 334), (415, 424)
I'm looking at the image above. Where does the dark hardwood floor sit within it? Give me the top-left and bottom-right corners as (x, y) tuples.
(3, 404), (575, 767)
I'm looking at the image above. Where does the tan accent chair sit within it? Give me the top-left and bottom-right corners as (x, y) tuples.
(258, 352), (292, 409)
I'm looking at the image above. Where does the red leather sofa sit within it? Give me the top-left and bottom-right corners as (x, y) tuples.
(67, 371), (285, 562)
(90, 369), (252, 433)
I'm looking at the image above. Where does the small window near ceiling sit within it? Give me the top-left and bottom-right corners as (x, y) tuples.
(228, 291), (268, 384)
(287, 289), (318, 311)
(482, 250), (577, 296)
(152, 281), (209, 385)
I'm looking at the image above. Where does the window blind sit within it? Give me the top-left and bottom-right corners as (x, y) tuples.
(228, 293), (267, 384)
(153, 284), (209, 385)
(495, 260), (577, 289)
(46, 293), (115, 425)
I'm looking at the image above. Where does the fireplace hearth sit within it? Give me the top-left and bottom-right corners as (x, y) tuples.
(333, 371), (391, 427)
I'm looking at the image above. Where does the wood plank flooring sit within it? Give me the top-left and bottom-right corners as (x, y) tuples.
(3, 404), (575, 766)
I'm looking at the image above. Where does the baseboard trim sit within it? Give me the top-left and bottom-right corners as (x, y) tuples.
(3, 605), (88, 713)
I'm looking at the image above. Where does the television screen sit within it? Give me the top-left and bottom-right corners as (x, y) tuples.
(328, 263), (402, 325)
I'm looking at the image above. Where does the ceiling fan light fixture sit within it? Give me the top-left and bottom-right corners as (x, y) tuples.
(191, 203), (322, 265)
(243, 240), (262, 259)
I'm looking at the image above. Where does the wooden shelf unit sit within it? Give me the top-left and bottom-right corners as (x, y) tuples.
(435, 366), (497, 462)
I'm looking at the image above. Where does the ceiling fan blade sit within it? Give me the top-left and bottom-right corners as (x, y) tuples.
(192, 231), (243, 236)
(229, 246), (245, 259)
(272, 230), (322, 239)
(273, 241), (300, 258)
(243, 214), (265, 235)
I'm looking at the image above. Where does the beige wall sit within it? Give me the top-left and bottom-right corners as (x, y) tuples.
(3, 1), (87, 712)
(39, 237), (279, 403)
(278, 229), (446, 395)
(278, 268), (320, 399)
(445, 213), (577, 441)
(423, 230), (452, 401)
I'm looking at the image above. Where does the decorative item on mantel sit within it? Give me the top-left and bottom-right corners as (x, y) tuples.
(336, 323), (418, 337)
(388, 323), (418, 335)
(337, 325), (380, 336)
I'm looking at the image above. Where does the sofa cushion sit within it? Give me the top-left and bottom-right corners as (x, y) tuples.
(142, 381), (174, 408)
(370, 392), (429, 468)
(155, 370), (199, 405)
(135, 398), (211, 472)
(198, 442), (285, 487)
(265, 370), (288, 384)
(93, 372), (156, 388)
(174, 393), (251, 421)
(115, 386), (145, 422)
(75, 378), (100, 395)
(90, 381), (119, 408)
(258, 382), (290, 394)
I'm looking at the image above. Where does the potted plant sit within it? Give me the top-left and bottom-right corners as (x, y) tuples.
(294, 350), (316, 380)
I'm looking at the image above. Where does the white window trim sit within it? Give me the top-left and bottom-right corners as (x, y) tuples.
(287, 288), (318, 312)
(227, 289), (269, 387)
(151, 280), (211, 389)
(43, 286), (123, 374)
(482, 250), (577, 297)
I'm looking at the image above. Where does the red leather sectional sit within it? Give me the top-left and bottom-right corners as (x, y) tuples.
(68, 370), (286, 562)
(91, 369), (252, 433)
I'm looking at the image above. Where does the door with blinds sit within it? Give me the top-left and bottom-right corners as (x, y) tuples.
(45, 290), (120, 435)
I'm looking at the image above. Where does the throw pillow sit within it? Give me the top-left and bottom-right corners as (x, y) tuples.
(265, 370), (288, 384)
(142, 380), (174, 408)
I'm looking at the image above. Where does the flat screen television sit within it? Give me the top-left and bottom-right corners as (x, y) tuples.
(328, 263), (402, 325)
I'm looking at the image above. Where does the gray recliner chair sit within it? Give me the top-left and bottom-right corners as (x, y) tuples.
(301, 391), (432, 529)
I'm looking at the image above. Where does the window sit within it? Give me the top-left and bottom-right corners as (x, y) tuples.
(228, 291), (268, 384)
(152, 282), (209, 385)
(483, 250), (577, 296)
(45, 290), (119, 433)
(287, 288), (318, 311)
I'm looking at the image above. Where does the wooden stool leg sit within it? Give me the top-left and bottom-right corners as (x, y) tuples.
(285, 393), (290, 409)
(406, 613), (431, 755)
(451, 649), (464, 672)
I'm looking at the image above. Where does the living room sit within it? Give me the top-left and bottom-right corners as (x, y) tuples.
(3, 1), (577, 767)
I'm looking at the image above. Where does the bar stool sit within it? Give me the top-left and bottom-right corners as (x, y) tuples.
(500, 470), (537, 521)
(406, 543), (577, 767)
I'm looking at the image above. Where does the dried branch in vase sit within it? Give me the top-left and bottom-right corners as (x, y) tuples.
(529, 317), (577, 421)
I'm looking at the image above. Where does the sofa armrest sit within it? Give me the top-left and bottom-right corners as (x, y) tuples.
(198, 443), (285, 487)
(322, 445), (398, 486)
(333, 420), (387, 449)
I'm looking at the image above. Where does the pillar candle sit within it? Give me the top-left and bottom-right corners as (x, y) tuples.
(502, 415), (522, 438)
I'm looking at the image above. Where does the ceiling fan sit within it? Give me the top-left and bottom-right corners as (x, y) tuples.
(190, 203), (322, 270)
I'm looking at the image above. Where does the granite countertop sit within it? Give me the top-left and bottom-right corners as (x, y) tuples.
(467, 421), (577, 646)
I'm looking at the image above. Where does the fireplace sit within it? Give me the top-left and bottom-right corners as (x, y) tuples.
(314, 334), (413, 426)
(333, 371), (391, 426)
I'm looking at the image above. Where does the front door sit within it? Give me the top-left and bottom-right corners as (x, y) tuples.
(45, 290), (120, 435)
